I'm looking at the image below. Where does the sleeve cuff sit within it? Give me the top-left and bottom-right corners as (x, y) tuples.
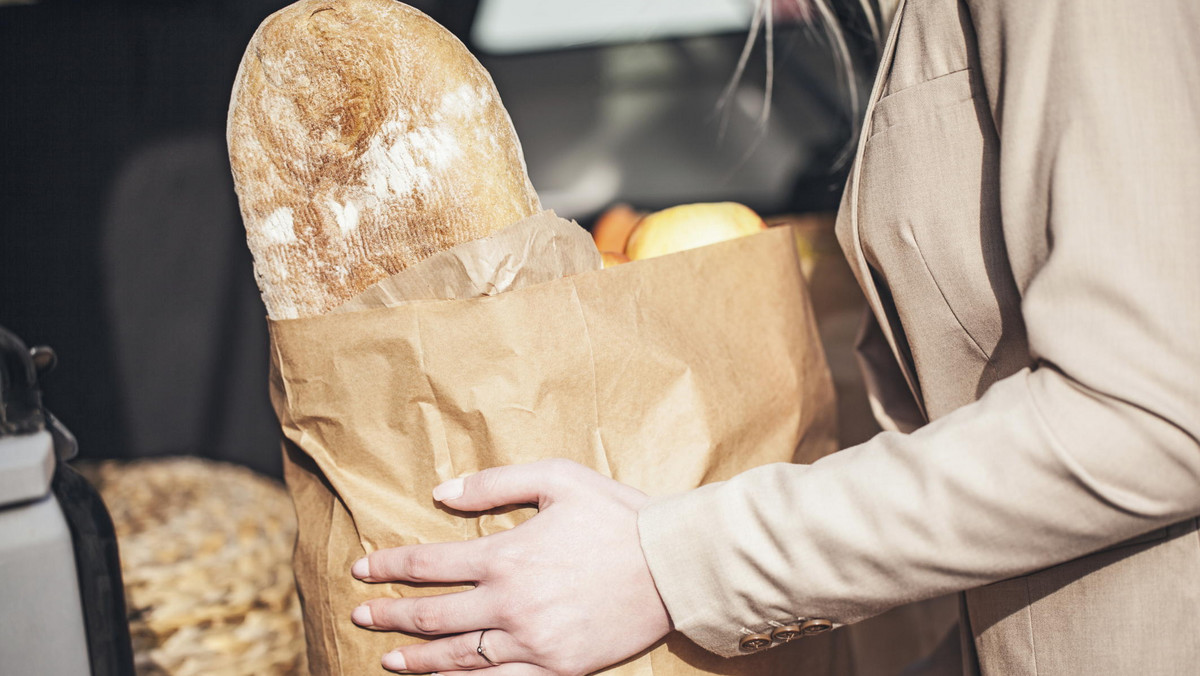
(636, 467), (839, 659)
(638, 485), (746, 657)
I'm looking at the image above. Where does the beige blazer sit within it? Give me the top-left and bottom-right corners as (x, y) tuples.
(638, 0), (1200, 674)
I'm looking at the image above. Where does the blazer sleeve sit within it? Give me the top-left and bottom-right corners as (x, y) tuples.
(638, 0), (1200, 658)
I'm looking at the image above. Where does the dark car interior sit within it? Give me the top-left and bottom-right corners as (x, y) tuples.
(0, 0), (881, 477)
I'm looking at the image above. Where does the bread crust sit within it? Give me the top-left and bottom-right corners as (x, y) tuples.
(229, 0), (540, 319)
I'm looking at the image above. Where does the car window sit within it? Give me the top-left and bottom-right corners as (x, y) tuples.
(473, 0), (755, 54)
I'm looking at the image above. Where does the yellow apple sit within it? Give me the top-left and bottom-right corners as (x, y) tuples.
(624, 202), (767, 261)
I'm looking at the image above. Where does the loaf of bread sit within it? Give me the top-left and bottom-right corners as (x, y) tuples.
(228, 0), (541, 319)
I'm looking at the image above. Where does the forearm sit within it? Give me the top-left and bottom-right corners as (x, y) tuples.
(639, 365), (1200, 656)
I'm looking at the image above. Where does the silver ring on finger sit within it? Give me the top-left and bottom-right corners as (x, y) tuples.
(477, 629), (500, 667)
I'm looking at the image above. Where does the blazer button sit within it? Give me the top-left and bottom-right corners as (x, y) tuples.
(800, 619), (833, 636)
(771, 625), (803, 642)
(739, 634), (773, 652)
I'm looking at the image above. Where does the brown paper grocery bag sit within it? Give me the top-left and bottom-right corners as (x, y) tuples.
(269, 222), (839, 675)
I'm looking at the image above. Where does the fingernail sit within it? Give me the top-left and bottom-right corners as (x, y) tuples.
(381, 650), (407, 671)
(432, 477), (465, 502)
(351, 605), (373, 627)
(351, 557), (370, 579)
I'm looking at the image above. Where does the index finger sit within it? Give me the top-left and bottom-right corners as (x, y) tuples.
(354, 539), (490, 584)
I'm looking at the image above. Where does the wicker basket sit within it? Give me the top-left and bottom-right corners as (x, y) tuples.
(78, 457), (307, 675)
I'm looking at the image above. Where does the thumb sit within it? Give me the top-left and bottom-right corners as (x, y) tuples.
(433, 459), (579, 511)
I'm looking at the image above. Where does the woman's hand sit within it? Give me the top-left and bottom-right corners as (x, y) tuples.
(351, 459), (672, 675)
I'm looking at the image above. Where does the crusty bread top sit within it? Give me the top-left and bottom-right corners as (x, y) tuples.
(228, 0), (540, 319)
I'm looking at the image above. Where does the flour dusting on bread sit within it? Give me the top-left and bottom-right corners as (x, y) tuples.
(228, 0), (539, 319)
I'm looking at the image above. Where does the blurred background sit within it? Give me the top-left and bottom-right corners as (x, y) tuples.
(0, 0), (882, 478)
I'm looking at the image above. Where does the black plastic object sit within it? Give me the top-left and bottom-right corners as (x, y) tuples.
(51, 462), (136, 676)
(0, 324), (136, 676)
(0, 324), (45, 435)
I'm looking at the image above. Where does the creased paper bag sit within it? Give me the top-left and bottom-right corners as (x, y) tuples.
(269, 213), (839, 675)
